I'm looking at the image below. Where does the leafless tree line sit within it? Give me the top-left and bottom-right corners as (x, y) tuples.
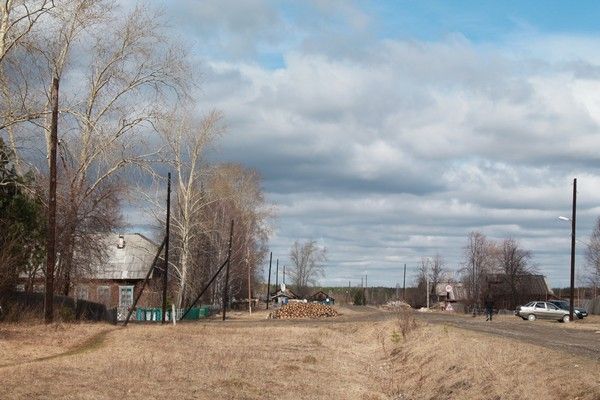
(461, 231), (536, 309)
(0, 1), (273, 305)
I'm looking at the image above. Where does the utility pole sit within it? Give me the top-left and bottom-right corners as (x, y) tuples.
(348, 280), (351, 304)
(247, 248), (252, 314)
(364, 273), (368, 305)
(569, 178), (577, 321)
(403, 263), (406, 301)
(283, 265), (286, 285)
(162, 173), (171, 324)
(266, 252), (272, 310)
(44, 77), (59, 324)
(275, 259), (279, 290)
(472, 257), (476, 316)
(426, 275), (430, 309)
(222, 220), (234, 321)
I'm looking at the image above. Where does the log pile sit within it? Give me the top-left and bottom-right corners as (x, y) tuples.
(271, 302), (339, 319)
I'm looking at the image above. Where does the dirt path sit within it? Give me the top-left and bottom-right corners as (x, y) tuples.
(0, 328), (114, 369)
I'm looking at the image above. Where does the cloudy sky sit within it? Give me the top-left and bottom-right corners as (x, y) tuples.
(137, 0), (600, 287)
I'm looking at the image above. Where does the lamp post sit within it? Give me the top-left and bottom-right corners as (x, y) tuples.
(558, 177), (577, 322)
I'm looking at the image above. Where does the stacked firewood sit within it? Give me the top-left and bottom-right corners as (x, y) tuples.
(271, 302), (339, 319)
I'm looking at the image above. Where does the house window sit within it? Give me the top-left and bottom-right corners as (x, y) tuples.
(119, 286), (134, 308)
(75, 286), (89, 300)
(97, 286), (110, 306)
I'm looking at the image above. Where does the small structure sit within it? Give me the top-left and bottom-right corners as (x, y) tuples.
(270, 284), (297, 306)
(435, 282), (466, 312)
(308, 290), (335, 305)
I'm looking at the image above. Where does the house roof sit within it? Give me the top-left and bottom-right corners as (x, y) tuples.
(435, 282), (467, 301)
(486, 273), (554, 296)
(270, 288), (298, 300)
(85, 233), (159, 280)
(308, 291), (335, 301)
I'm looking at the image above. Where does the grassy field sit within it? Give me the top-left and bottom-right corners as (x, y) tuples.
(1, 307), (599, 399)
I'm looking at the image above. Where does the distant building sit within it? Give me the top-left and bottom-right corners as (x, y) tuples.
(270, 284), (297, 305)
(434, 282), (466, 312)
(485, 273), (555, 309)
(308, 290), (335, 305)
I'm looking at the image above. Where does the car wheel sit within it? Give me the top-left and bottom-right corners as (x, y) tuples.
(527, 314), (536, 321)
(562, 315), (570, 323)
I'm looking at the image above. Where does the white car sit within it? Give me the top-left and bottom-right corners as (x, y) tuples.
(515, 301), (571, 323)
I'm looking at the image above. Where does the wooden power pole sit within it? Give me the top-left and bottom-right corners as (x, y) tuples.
(222, 220), (234, 321)
(162, 173), (171, 323)
(44, 77), (59, 324)
(266, 252), (272, 310)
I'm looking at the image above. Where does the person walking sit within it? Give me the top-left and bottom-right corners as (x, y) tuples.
(485, 296), (494, 321)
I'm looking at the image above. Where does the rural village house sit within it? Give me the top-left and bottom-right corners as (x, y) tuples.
(270, 284), (298, 305)
(307, 290), (335, 305)
(19, 233), (164, 320)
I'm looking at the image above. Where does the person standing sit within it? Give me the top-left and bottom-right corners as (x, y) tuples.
(485, 296), (494, 321)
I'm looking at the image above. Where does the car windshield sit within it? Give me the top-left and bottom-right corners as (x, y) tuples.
(552, 301), (568, 309)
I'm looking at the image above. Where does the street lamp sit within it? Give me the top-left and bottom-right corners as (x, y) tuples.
(557, 178), (577, 322)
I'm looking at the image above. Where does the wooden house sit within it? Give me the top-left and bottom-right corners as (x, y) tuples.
(270, 284), (298, 305)
(76, 233), (164, 320)
(485, 273), (556, 309)
(434, 282), (467, 312)
(308, 290), (335, 305)
(18, 233), (164, 321)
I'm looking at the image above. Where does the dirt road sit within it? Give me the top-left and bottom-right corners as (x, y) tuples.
(414, 311), (600, 360)
(221, 306), (600, 361)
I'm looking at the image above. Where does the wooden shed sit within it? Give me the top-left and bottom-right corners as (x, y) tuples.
(308, 290), (335, 305)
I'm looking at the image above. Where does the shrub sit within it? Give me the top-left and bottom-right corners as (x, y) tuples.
(353, 289), (365, 305)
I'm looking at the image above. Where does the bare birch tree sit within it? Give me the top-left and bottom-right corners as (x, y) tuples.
(585, 217), (600, 292)
(26, 1), (191, 294)
(495, 237), (534, 308)
(461, 231), (497, 306)
(289, 240), (327, 297)
(0, 0), (56, 168)
(0, 0), (55, 64)
(156, 109), (223, 307)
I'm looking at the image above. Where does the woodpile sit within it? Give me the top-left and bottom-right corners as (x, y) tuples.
(271, 302), (339, 319)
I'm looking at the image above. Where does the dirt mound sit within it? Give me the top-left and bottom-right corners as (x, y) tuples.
(271, 302), (339, 319)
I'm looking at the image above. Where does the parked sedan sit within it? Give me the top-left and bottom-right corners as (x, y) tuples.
(515, 301), (571, 322)
(547, 300), (588, 319)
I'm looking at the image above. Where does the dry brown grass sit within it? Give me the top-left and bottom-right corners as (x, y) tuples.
(0, 307), (599, 399)
(386, 323), (600, 400)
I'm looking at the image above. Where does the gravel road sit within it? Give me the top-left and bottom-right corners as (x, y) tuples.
(414, 311), (600, 361)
